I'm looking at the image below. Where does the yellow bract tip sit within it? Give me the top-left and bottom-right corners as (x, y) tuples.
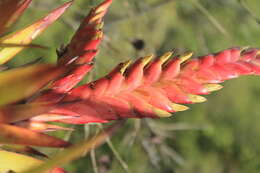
(120, 60), (132, 74)
(93, 31), (103, 40)
(141, 55), (154, 66)
(241, 46), (250, 53)
(95, 21), (104, 30)
(159, 51), (174, 63)
(95, 1), (111, 14)
(203, 84), (223, 92)
(152, 107), (172, 117)
(180, 52), (193, 63)
(188, 94), (207, 103)
(171, 103), (189, 112)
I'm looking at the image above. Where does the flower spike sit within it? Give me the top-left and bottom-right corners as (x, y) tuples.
(38, 47), (260, 124)
(50, 0), (114, 93)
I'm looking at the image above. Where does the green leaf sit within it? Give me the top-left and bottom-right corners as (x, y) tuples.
(0, 150), (42, 172)
(0, 1), (72, 64)
(21, 122), (123, 173)
(0, 64), (65, 106)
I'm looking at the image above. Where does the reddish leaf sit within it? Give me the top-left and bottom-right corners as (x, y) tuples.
(0, 124), (70, 147)
(0, 102), (58, 123)
(0, 0), (32, 35)
(0, 1), (72, 64)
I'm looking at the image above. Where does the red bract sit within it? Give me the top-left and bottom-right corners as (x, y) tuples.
(1, 0), (260, 172)
(34, 0), (113, 109)
(36, 47), (260, 124)
(0, 0), (114, 148)
(44, 0), (112, 94)
(49, 167), (68, 173)
(1, 0), (259, 148)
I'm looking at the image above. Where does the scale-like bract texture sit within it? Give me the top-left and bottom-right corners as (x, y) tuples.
(35, 0), (113, 104)
(50, 0), (113, 93)
(40, 48), (260, 124)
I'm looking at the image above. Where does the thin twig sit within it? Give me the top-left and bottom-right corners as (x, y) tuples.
(238, 0), (260, 25)
(90, 149), (99, 173)
(159, 144), (185, 166)
(141, 138), (161, 170)
(191, 0), (230, 38)
(127, 119), (141, 149)
(98, 124), (131, 173)
(90, 127), (100, 173)
(106, 136), (131, 173)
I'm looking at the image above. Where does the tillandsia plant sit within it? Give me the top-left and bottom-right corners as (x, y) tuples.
(0, 0), (260, 172)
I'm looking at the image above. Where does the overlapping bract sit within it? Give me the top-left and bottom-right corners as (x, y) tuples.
(0, 0), (112, 148)
(0, 0), (115, 172)
(0, 1), (76, 171)
(35, 0), (113, 106)
(0, 0), (259, 153)
(0, 0), (260, 172)
(49, 0), (113, 93)
(0, 0), (75, 149)
(1, 0), (260, 172)
(44, 47), (260, 124)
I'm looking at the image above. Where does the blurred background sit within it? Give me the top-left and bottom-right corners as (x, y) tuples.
(8, 0), (260, 172)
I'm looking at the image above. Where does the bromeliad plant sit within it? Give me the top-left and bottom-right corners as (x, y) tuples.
(1, 0), (260, 172)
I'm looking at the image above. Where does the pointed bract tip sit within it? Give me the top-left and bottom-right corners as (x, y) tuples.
(95, 21), (104, 30)
(61, 1), (73, 11)
(120, 60), (132, 74)
(141, 54), (154, 66)
(240, 46), (250, 54)
(204, 84), (223, 92)
(188, 94), (207, 103)
(50, 0), (73, 16)
(95, 0), (113, 14)
(93, 30), (103, 40)
(153, 107), (172, 117)
(171, 103), (189, 112)
(179, 52), (193, 63)
(159, 51), (174, 63)
(62, 1), (74, 8)
(41, 0), (72, 24)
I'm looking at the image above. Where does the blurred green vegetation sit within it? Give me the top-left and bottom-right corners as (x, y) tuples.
(8, 0), (260, 172)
